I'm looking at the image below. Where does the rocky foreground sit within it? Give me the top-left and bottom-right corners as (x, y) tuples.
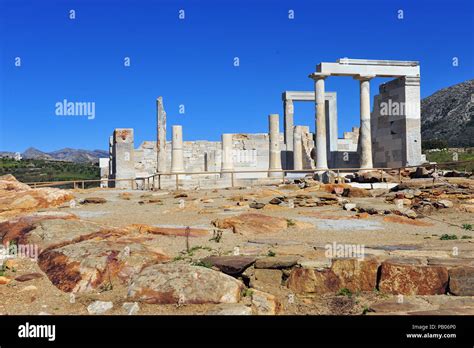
(0, 173), (473, 315)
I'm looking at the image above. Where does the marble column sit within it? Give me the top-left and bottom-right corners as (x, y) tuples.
(268, 114), (282, 177)
(310, 73), (329, 170)
(156, 97), (167, 173)
(293, 126), (303, 170)
(284, 99), (294, 168)
(221, 133), (234, 178)
(171, 125), (184, 173)
(356, 75), (374, 169)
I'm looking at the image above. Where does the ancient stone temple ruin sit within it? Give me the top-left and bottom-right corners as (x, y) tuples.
(103, 59), (424, 189)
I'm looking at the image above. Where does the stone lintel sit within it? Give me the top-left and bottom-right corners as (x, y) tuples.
(317, 60), (420, 78)
(282, 91), (336, 101)
(336, 58), (419, 66)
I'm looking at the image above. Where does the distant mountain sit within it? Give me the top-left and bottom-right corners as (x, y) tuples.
(421, 79), (474, 147)
(48, 148), (108, 163)
(16, 147), (107, 163)
(22, 147), (54, 160)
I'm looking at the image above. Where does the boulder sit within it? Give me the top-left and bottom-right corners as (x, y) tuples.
(127, 263), (243, 304)
(0, 176), (73, 216)
(212, 213), (288, 236)
(0, 174), (31, 191)
(0, 212), (82, 248)
(14, 273), (44, 282)
(38, 230), (169, 293)
(268, 197), (283, 205)
(378, 260), (448, 295)
(255, 256), (298, 269)
(354, 170), (398, 183)
(313, 171), (338, 184)
(343, 203), (357, 211)
(251, 289), (282, 315)
(81, 197), (107, 204)
(201, 256), (256, 276)
(206, 303), (252, 315)
(249, 202), (265, 209)
(87, 301), (113, 314)
(436, 200), (454, 208)
(249, 269), (283, 292)
(330, 258), (379, 292)
(287, 268), (340, 294)
(448, 266), (474, 296)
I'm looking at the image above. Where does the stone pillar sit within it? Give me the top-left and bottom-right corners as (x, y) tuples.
(156, 97), (167, 173)
(268, 114), (282, 177)
(221, 133), (234, 178)
(356, 75), (374, 169)
(293, 126), (303, 170)
(310, 73), (329, 170)
(108, 135), (114, 178)
(283, 99), (294, 168)
(113, 128), (135, 189)
(171, 125), (184, 173)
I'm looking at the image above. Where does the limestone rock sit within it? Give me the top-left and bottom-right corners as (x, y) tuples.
(0, 174), (31, 191)
(201, 256), (256, 276)
(378, 260), (448, 295)
(0, 176), (73, 216)
(0, 212), (83, 249)
(251, 289), (282, 315)
(81, 197), (107, 204)
(38, 230), (169, 293)
(249, 269), (282, 292)
(128, 263), (243, 304)
(331, 258), (379, 292)
(15, 273), (44, 282)
(297, 259), (331, 269)
(268, 197), (282, 205)
(87, 301), (113, 314)
(354, 170), (398, 183)
(313, 171), (338, 184)
(249, 202), (265, 209)
(287, 268), (340, 294)
(255, 256), (298, 269)
(448, 266), (474, 296)
(206, 303), (252, 315)
(212, 213), (288, 236)
(122, 302), (140, 315)
(343, 203), (357, 211)
(436, 199), (453, 208)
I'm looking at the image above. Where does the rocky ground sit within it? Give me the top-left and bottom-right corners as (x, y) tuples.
(0, 173), (473, 315)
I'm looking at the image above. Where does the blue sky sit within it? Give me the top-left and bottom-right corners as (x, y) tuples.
(0, 0), (473, 152)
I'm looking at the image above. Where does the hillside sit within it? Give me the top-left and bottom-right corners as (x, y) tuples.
(18, 147), (108, 163)
(421, 79), (474, 147)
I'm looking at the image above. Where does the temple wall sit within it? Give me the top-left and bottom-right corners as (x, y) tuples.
(371, 76), (422, 168)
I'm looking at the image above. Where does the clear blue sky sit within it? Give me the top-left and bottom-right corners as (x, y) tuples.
(1, 0), (473, 152)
